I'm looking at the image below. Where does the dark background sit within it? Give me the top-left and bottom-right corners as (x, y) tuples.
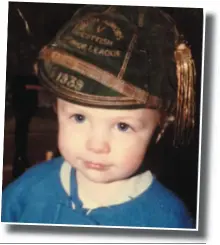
(3, 2), (203, 221)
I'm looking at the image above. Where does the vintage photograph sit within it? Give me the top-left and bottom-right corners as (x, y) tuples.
(1, 2), (203, 229)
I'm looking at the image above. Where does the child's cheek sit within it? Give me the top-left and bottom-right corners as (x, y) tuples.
(57, 129), (68, 156)
(58, 124), (87, 160)
(123, 148), (146, 171)
(118, 135), (151, 171)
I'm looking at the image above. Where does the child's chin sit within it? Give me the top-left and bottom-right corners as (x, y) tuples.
(83, 172), (118, 184)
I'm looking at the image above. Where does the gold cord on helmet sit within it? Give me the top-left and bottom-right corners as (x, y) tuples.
(174, 43), (196, 145)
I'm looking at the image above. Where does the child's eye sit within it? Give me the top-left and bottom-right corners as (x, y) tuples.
(72, 114), (86, 123)
(117, 122), (131, 132)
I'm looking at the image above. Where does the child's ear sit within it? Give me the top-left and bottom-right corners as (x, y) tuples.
(156, 115), (175, 143)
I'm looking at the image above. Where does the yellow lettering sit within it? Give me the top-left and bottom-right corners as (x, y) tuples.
(103, 20), (123, 40)
(66, 80), (76, 88)
(95, 36), (101, 43)
(75, 79), (84, 91)
(55, 71), (84, 91)
(115, 50), (121, 57)
(69, 39), (87, 52)
(93, 47), (99, 54)
(97, 48), (104, 56)
(88, 45), (93, 52)
(73, 31), (113, 46)
(56, 72), (62, 82)
(80, 43), (88, 51)
(90, 35), (96, 42)
(97, 25), (106, 33)
(58, 73), (69, 85)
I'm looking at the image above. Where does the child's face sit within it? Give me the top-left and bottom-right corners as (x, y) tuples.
(57, 99), (160, 184)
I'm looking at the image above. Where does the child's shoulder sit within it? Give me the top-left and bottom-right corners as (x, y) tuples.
(138, 178), (194, 228)
(2, 157), (64, 201)
(1, 157), (66, 223)
(148, 178), (185, 207)
(15, 156), (63, 183)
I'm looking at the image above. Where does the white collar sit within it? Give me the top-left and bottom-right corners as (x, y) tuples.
(60, 161), (153, 210)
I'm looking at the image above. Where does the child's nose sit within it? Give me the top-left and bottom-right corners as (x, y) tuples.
(86, 131), (110, 154)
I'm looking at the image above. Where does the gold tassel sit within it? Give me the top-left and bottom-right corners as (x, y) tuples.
(174, 43), (196, 146)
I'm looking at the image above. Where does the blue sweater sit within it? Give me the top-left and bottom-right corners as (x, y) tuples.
(1, 157), (194, 228)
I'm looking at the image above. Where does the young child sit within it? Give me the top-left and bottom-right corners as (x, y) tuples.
(1, 5), (196, 228)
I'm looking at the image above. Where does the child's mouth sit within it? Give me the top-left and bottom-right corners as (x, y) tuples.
(84, 161), (110, 171)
